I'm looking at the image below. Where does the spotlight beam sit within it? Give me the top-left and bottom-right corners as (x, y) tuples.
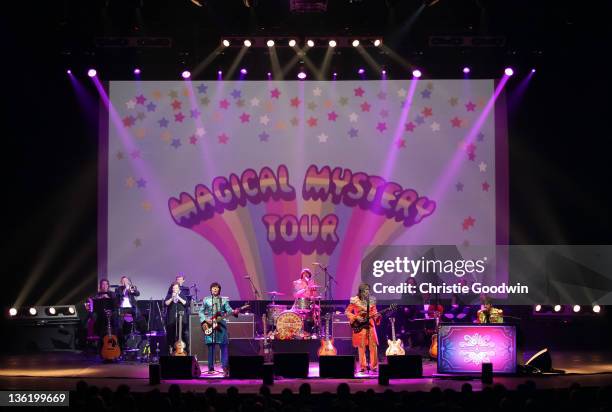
(225, 47), (249, 80)
(268, 45), (283, 80)
(192, 45), (224, 78)
(355, 46), (382, 74)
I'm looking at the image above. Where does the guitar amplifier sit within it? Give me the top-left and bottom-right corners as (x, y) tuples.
(332, 313), (352, 339)
(227, 313), (255, 339)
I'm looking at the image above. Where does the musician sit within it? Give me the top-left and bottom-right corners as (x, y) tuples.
(92, 278), (118, 354)
(345, 283), (380, 373)
(164, 282), (189, 353)
(199, 282), (239, 377)
(477, 297), (504, 323)
(166, 273), (192, 314)
(115, 275), (140, 342)
(292, 268), (315, 299)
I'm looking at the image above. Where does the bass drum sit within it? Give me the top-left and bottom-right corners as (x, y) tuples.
(275, 311), (303, 340)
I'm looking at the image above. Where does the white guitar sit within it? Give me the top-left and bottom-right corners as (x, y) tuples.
(385, 317), (405, 356)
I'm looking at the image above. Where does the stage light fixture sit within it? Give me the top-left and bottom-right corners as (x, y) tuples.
(412, 69), (422, 78)
(66, 69), (72, 75)
(222, 39), (230, 47)
(358, 68), (365, 74)
(535, 304), (542, 312)
(333, 72), (337, 78)
(531, 68), (536, 73)
(463, 67), (470, 74)
(134, 68), (141, 75)
(29, 307), (37, 316)
(240, 68), (247, 75)
(374, 39), (381, 47)
(381, 69), (386, 75)
(593, 305), (601, 313)
(573, 305), (581, 313)
(267, 72), (272, 78)
(267, 40), (275, 47)
(47, 307), (57, 316)
(87, 69), (97, 77)
(9, 308), (17, 316)
(329, 40), (337, 48)
(352, 40), (360, 47)
(289, 39), (297, 47)
(244, 39), (252, 47)
(297, 71), (307, 80)
(68, 306), (76, 315)
(181, 70), (191, 79)
(504, 67), (514, 76)
(307, 40), (315, 47)
(553, 304), (562, 312)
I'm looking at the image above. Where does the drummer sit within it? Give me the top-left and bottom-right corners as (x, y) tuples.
(293, 268), (316, 300)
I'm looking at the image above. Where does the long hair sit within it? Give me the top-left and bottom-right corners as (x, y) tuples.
(357, 283), (370, 300)
(210, 282), (221, 293)
(300, 268), (312, 281)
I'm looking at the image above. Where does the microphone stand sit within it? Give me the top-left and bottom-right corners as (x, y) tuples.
(319, 264), (337, 300)
(246, 276), (261, 300)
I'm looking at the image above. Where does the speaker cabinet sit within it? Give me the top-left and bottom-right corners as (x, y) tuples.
(229, 355), (264, 379)
(159, 355), (201, 379)
(386, 355), (422, 378)
(273, 353), (309, 378)
(319, 355), (354, 378)
(332, 314), (352, 339)
(482, 362), (493, 383)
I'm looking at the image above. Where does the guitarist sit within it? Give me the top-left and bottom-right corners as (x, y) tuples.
(198, 282), (239, 377)
(345, 283), (380, 373)
(164, 282), (189, 353)
(92, 278), (118, 358)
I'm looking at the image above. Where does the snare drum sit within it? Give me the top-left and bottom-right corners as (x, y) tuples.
(266, 304), (287, 325)
(295, 297), (311, 311)
(275, 311), (303, 340)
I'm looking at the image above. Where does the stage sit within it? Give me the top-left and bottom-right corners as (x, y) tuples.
(2, 351), (612, 394)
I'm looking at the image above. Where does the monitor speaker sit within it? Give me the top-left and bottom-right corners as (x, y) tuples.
(229, 355), (264, 379)
(319, 355), (354, 378)
(482, 362), (493, 384)
(386, 355), (422, 378)
(159, 355), (201, 379)
(524, 348), (564, 373)
(273, 353), (309, 378)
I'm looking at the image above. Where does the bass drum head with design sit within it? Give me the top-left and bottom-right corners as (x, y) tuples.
(275, 311), (303, 340)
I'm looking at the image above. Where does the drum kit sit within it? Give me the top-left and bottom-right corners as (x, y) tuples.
(264, 285), (323, 340)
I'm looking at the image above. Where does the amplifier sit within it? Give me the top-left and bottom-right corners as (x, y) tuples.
(332, 313), (352, 339)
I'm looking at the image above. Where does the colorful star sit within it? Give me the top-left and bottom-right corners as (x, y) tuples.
(360, 101), (371, 112)
(456, 182), (464, 192)
(168, 90), (178, 99)
(349, 112), (359, 122)
(116, 151), (124, 160)
(236, 99), (245, 108)
(307, 117), (318, 127)
(313, 87), (322, 97)
(275, 121), (287, 130)
(125, 177), (136, 188)
(171, 100), (182, 111)
(135, 94), (147, 105)
(327, 111), (338, 121)
(126, 100), (136, 109)
(317, 133), (329, 143)
(239, 112), (251, 123)
(477, 132), (485, 142)
(146, 102), (157, 112)
(200, 96), (210, 106)
(258, 131), (269, 142)
(160, 131), (172, 143)
(451, 117), (462, 128)
(415, 115), (425, 125)
(405, 122), (416, 132)
(196, 127), (206, 137)
(189, 135), (198, 145)
(468, 152), (476, 161)
(171, 138), (181, 149)
(290, 97), (301, 108)
(136, 178), (147, 188)
(339, 97), (349, 106)
(182, 87), (191, 97)
(290, 117), (299, 127)
(478, 161), (487, 172)
(421, 107), (433, 117)
(259, 115), (270, 125)
(219, 99), (230, 110)
(218, 133), (229, 144)
(376, 122), (387, 133)
(348, 128), (359, 138)
(421, 89), (432, 99)
(270, 88), (281, 99)
(397, 88), (407, 98)
(230, 89), (242, 99)
(465, 101), (477, 112)
(174, 112), (185, 123)
(135, 128), (146, 139)
(449, 97), (459, 107)
(136, 112), (146, 121)
(141, 201), (152, 211)
(250, 97), (260, 107)
(482, 181), (490, 192)
(354, 87), (365, 97)
(431, 122), (441, 132)
(158, 118), (169, 128)
(190, 109), (201, 118)
(307, 101), (317, 111)
(396, 139), (407, 149)
(462, 216), (476, 231)
(197, 84), (208, 94)
(122, 115), (136, 128)
(152, 90), (162, 101)
(377, 91), (387, 100)
(323, 99), (333, 109)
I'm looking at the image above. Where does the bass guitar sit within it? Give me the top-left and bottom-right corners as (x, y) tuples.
(173, 311), (187, 356)
(318, 313), (337, 356)
(350, 304), (397, 333)
(201, 303), (250, 335)
(101, 310), (121, 361)
(385, 317), (405, 356)
(261, 313), (272, 362)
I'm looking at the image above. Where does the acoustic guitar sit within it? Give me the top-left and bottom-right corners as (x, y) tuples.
(318, 313), (337, 356)
(385, 317), (405, 356)
(101, 310), (121, 361)
(261, 313), (272, 362)
(350, 304), (398, 333)
(201, 303), (250, 335)
(428, 308), (443, 359)
(173, 311), (187, 356)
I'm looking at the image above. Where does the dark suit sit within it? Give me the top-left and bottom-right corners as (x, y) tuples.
(115, 286), (141, 342)
(165, 290), (190, 351)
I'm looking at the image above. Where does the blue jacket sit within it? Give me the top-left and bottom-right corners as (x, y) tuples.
(199, 296), (234, 345)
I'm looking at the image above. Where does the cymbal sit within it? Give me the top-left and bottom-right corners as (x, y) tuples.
(310, 295), (323, 299)
(267, 291), (285, 296)
(308, 285), (322, 289)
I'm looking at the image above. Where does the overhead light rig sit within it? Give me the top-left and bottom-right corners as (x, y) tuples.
(220, 36), (383, 49)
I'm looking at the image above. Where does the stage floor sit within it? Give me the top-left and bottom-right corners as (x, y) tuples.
(1, 351), (612, 394)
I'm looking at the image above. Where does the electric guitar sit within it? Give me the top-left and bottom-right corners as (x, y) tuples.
(350, 304), (398, 333)
(385, 317), (405, 356)
(318, 313), (337, 356)
(262, 313), (272, 362)
(173, 312), (187, 356)
(201, 303), (250, 335)
(428, 309), (442, 358)
(101, 310), (121, 361)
